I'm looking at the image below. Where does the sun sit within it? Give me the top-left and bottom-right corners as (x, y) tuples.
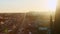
(30, 0), (57, 13)
(48, 0), (57, 12)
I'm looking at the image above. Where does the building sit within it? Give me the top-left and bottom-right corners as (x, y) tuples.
(54, 0), (60, 34)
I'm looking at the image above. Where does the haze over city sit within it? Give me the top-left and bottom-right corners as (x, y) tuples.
(0, 0), (60, 34)
(0, 0), (57, 13)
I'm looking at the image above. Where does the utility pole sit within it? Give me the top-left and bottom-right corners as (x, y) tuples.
(50, 14), (54, 34)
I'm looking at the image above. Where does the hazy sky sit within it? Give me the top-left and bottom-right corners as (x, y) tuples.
(0, 0), (57, 13)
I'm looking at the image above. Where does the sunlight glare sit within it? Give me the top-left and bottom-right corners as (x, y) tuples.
(48, 0), (57, 13)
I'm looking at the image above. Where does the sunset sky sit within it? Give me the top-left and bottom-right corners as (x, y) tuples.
(0, 0), (57, 13)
